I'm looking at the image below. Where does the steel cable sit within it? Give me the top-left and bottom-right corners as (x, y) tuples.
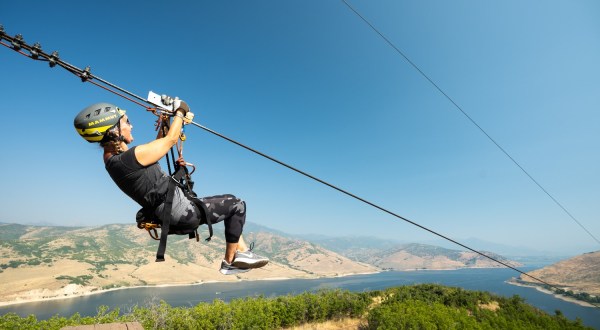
(2, 25), (597, 308)
(340, 0), (600, 247)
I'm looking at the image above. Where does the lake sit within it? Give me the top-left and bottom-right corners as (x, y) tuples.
(1, 268), (599, 329)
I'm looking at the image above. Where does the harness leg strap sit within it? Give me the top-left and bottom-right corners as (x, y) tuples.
(156, 220), (169, 262)
(156, 168), (183, 262)
(202, 203), (213, 241)
(193, 199), (213, 241)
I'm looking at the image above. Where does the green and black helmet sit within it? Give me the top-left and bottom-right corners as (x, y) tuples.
(74, 103), (126, 143)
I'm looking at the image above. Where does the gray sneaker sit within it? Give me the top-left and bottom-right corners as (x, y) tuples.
(232, 244), (269, 269)
(219, 260), (251, 275)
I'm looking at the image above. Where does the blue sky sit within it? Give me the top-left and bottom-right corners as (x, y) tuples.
(1, 1), (599, 255)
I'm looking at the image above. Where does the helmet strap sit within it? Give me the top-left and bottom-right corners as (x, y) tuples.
(115, 119), (127, 143)
(117, 120), (122, 138)
(101, 120), (126, 154)
(115, 121), (126, 153)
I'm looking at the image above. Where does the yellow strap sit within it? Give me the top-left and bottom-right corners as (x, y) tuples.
(148, 228), (160, 240)
(140, 222), (161, 240)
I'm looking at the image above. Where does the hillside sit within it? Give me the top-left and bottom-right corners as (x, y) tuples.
(319, 241), (522, 270)
(517, 251), (600, 297)
(0, 223), (376, 305)
(374, 244), (522, 270)
(0, 223), (525, 306)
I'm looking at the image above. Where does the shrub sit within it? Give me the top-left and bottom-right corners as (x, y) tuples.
(0, 285), (592, 330)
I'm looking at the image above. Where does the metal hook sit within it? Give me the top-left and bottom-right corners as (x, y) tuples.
(31, 42), (42, 59)
(49, 51), (59, 68)
(80, 66), (91, 82)
(11, 34), (23, 51)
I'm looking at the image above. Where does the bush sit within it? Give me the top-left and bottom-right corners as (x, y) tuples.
(368, 300), (481, 329)
(0, 285), (592, 330)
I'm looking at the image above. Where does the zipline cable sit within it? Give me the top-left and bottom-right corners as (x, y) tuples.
(341, 0), (600, 247)
(2, 25), (597, 308)
(0, 29), (151, 109)
(191, 120), (600, 309)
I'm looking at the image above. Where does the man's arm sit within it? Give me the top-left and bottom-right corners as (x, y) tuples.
(135, 101), (191, 166)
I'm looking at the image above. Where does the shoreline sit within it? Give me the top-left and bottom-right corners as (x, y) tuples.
(2, 270), (595, 310)
(0, 278), (293, 308)
(506, 278), (595, 308)
(0, 268), (511, 308)
(0, 271), (380, 308)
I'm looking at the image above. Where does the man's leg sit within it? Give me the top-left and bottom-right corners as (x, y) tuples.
(225, 235), (248, 263)
(201, 194), (268, 273)
(225, 242), (237, 264)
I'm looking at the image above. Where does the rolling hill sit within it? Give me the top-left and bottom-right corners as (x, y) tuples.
(0, 222), (376, 305)
(0, 222), (522, 305)
(517, 251), (600, 297)
(310, 236), (521, 270)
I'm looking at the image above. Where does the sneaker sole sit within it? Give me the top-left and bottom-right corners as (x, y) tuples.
(219, 267), (251, 275)
(231, 259), (269, 269)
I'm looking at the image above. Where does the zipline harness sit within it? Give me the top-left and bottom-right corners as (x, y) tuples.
(2, 25), (596, 307)
(135, 108), (214, 261)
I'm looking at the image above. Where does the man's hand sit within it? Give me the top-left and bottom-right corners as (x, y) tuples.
(183, 112), (194, 124)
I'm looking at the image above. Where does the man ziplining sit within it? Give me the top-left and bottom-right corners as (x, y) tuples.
(73, 101), (269, 275)
(2, 24), (578, 300)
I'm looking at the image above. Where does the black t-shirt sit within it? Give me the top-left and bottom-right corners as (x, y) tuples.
(105, 146), (170, 208)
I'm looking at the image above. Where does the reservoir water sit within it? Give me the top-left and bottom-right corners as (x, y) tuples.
(1, 268), (599, 329)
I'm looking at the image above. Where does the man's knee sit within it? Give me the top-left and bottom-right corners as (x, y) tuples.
(232, 200), (246, 215)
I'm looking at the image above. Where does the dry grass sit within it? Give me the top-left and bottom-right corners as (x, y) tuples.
(0, 259), (94, 304)
(285, 318), (364, 330)
(478, 301), (500, 311)
(520, 251), (600, 295)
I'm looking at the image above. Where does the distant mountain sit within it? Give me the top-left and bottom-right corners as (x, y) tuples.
(426, 237), (594, 258)
(295, 233), (405, 249)
(298, 234), (405, 262)
(301, 235), (521, 270)
(366, 243), (521, 270)
(425, 238), (554, 257)
(518, 251), (600, 296)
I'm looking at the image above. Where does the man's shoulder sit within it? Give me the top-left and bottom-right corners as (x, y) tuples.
(106, 146), (141, 170)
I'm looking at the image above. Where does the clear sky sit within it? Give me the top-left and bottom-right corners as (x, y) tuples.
(1, 1), (598, 256)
